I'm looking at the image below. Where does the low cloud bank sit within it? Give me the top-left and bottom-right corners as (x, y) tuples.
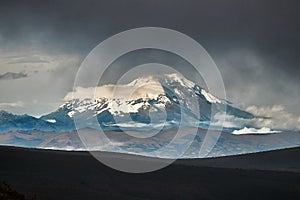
(211, 104), (300, 133)
(245, 105), (300, 130)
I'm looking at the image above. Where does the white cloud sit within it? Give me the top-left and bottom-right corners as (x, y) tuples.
(232, 127), (281, 135)
(64, 77), (164, 101)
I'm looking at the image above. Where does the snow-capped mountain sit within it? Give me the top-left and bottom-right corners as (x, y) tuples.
(1, 74), (299, 158)
(41, 73), (253, 131)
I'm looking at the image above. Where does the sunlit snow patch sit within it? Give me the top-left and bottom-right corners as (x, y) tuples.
(46, 119), (56, 123)
(232, 127), (281, 135)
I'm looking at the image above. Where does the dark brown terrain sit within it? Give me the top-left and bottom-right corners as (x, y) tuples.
(0, 146), (299, 200)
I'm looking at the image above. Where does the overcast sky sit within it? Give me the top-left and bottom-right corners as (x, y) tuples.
(0, 0), (299, 117)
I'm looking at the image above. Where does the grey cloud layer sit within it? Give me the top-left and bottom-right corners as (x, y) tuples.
(0, 72), (28, 80)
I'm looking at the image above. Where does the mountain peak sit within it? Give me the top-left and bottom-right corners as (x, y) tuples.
(127, 73), (196, 88)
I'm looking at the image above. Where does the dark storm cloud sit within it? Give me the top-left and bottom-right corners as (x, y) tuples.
(0, 72), (28, 80)
(0, 0), (299, 114)
(1, 0), (299, 54)
(0, 0), (299, 73)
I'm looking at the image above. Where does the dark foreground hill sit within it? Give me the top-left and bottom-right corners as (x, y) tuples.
(0, 146), (299, 200)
